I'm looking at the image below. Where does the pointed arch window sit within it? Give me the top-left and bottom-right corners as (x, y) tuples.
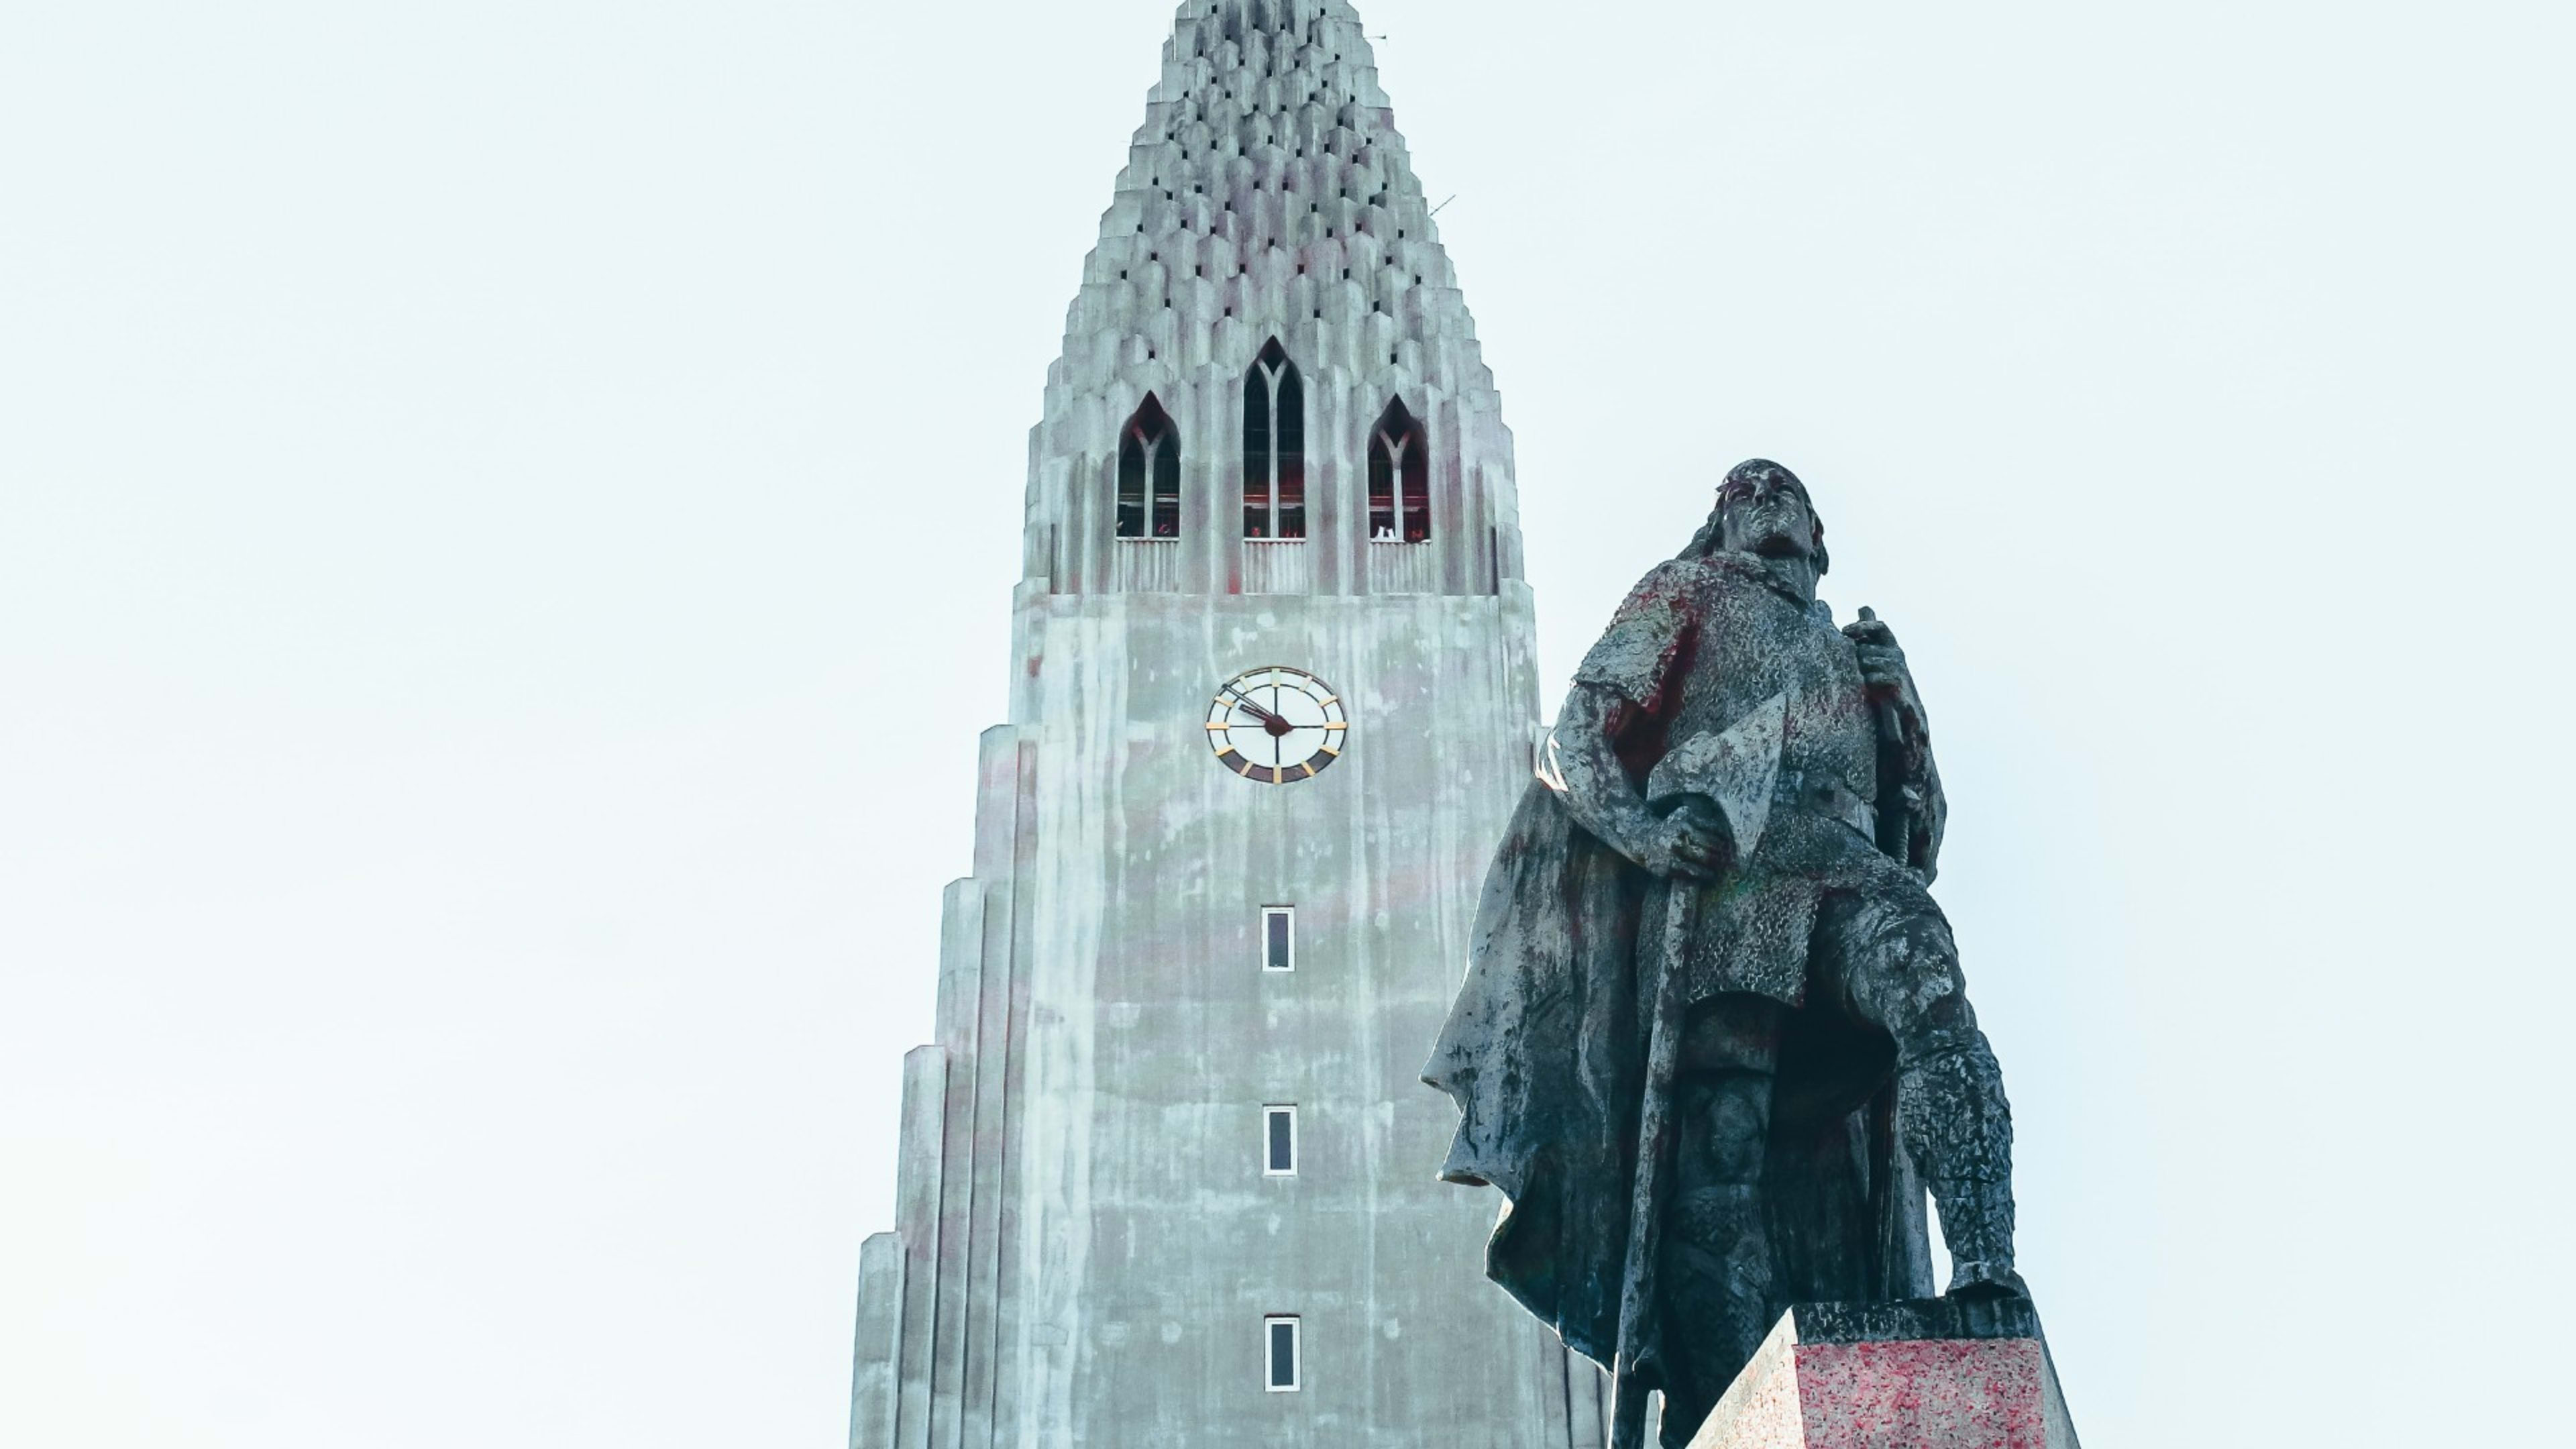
(1242, 339), (1305, 539)
(1117, 394), (1181, 539)
(1368, 397), (1430, 543)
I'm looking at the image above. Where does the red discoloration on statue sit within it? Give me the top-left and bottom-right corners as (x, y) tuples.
(1608, 619), (1696, 786)
(1691, 1325), (2065, 1448)
(1790, 1340), (2045, 1447)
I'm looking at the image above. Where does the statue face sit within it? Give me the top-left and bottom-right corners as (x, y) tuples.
(1716, 468), (1815, 561)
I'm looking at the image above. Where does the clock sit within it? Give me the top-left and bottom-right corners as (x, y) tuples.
(1205, 665), (1348, 784)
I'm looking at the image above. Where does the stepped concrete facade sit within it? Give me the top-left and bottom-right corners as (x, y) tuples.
(849, 4), (1606, 1444)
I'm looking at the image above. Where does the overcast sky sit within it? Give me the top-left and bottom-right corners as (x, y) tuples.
(5, 2), (2571, 1446)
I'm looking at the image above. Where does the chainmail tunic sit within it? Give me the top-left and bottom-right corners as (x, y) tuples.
(1573, 552), (1941, 1006)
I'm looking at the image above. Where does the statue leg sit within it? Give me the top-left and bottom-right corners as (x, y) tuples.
(1658, 996), (1785, 1447)
(1830, 899), (2025, 1299)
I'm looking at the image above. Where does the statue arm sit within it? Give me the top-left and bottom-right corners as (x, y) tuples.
(1915, 716), (1948, 881)
(1551, 682), (1723, 878)
(1886, 649), (1947, 881)
(1558, 560), (1725, 877)
(1849, 612), (1946, 880)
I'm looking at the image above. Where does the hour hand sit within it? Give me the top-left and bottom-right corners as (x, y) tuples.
(1222, 690), (1284, 727)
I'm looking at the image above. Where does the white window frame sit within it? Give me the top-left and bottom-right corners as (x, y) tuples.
(1260, 905), (1296, 973)
(1263, 1104), (1299, 1177)
(1263, 1315), (1301, 1392)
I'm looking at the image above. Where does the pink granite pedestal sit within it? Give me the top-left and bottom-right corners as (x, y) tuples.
(1686, 1298), (2078, 1449)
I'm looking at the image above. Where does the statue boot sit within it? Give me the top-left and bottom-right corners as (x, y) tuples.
(1895, 1026), (2028, 1299)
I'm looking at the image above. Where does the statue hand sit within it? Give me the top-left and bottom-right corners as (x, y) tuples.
(1844, 614), (1909, 698)
(1643, 806), (1731, 880)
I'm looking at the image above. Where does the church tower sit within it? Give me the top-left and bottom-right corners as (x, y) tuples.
(849, 4), (1605, 1443)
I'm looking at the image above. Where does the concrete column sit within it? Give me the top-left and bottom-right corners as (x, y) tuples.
(891, 1047), (947, 1449)
(926, 879), (987, 1449)
(849, 1232), (904, 1449)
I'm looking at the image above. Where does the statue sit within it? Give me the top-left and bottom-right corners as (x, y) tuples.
(1424, 460), (2025, 1448)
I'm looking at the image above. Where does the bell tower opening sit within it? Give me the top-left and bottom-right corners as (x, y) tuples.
(1117, 393), (1181, 539)
(1242, 339), (1305, 540)
(1368, 396), (1430, 543)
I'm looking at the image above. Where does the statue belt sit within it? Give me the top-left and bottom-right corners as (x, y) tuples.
(1769, 769), (1876, 843)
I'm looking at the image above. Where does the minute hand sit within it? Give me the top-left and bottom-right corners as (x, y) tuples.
(1222, 690), (1286, 727)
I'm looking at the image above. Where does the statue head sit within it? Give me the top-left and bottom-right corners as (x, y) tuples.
(1684, 459), (1829, 575)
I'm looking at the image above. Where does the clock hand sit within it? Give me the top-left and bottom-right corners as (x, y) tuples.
(1221, 688), (1287, 729)
(1265, 684), (1300, 739)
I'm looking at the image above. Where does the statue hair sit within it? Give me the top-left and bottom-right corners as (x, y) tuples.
(1682, 458), (1829, 575)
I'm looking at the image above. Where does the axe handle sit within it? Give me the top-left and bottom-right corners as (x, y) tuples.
(1872, 698), (1911, 861)
(1611, 1371), (1649, 1449)
(1858, 606), (1913, 863)
(1605, 881), (1699, 1449)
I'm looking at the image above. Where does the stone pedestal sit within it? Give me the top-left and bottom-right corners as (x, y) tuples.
(1686, 1298), (2078, 1449)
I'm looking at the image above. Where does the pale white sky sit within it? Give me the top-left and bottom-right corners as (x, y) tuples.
(4, 2), (2571, 1446)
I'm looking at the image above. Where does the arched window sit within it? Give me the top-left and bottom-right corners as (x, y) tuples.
(1242, 339), (1305, 539)
(1368, 397), (1430, 543)
(1117, 394), (1181, 539)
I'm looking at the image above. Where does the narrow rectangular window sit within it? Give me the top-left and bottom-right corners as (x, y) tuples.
(1264, 1316), (1301, 1391)
(1262, 906), (1295, 973)
(1263, 1106), (1297, 1176)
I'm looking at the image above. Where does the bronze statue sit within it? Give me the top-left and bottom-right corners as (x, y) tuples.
(1425, 460), (2025, 1448)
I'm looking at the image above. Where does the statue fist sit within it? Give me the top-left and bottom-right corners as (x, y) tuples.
(1645, 802), (1732, 881)
(1844, 613), (1909, 697)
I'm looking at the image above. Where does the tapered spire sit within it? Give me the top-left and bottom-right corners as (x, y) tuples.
(1022, 1), (1521, 604)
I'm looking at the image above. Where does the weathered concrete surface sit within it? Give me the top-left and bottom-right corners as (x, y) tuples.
(849, 1233), (902, 1449)
(1686, 1301), (2078, 1449)
(847, 2), (1605, 1444)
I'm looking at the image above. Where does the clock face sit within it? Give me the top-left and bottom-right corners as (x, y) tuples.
(1205, 665), (1348, 784)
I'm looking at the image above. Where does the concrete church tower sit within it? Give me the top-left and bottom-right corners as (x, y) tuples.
(849, 3), (1605, 1444)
